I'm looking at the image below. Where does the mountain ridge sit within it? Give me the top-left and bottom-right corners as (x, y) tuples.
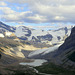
(0, 21), (72, 46)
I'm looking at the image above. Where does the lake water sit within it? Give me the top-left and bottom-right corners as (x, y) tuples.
(19, 59), (47, 67)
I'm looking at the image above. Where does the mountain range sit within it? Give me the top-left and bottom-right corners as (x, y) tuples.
(0, 21), (75, 75)
(0, 21), (73, 60)
(0, 21), (72, 45)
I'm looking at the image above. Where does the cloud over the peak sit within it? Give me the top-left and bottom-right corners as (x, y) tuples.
(0, 0), (75, 24)
(0, 1), (7, 6)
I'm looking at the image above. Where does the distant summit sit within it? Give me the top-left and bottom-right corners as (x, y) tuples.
(0, 21), (72, 45)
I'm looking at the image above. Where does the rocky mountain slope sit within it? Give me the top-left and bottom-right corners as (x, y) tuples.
(0, 21), (72, 46)
(52, 26), (75, 68)
(0, 37), (44, 59)
(0, 21), (16, 33)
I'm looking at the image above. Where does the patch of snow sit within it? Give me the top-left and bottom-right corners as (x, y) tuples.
(5, 32), (12, 37)
(10, 27), (14, 30)
(15, 26), (28, 37)
(0, 33), (4, 37)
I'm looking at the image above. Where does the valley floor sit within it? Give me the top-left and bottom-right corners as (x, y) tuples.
(0, 58), (36, 75)
(0, 58), (75, 75)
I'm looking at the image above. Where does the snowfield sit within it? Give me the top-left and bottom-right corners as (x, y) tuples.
(14, 25), (71, 45)
(15, 26), (28, 37)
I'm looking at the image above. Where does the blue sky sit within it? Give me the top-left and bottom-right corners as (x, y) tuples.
(0, 0), (75, 30)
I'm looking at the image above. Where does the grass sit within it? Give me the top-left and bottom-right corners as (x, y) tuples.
(1, 62), (75, 75)
(4, 46), (8, 49)
(4, 66), (40, 75)
(0, 48), (4, 51)
(0, 38), (20, 47)
(68, 51), (75, 62)
(35, 63), (75, 75)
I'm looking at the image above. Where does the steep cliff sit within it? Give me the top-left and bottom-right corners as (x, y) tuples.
(51, 27), (75, 69)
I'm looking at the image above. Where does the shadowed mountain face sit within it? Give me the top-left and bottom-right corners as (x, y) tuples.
(0, 22), (16, 33)
(37, 34), (53, 41)
(58, 27), (75, 54)
(0, 54), (1, 59)
(49, 27), (75, 69)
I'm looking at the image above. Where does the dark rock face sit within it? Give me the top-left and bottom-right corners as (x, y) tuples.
(64, 27), (68, 35)
(51, 27), (75, 68)
(57, 36), (61, 40)
(19, 37), (28, 40)
(25, 29), (31, 37)
(21, 26), (32, 37)
(32, 36), (40, 42)
(54, 27), (68, 35)
(31, 34), (53, 43)
(0, 54), (1, 59)
(37, 34), (53, 41)
(58, 27), (75, 52)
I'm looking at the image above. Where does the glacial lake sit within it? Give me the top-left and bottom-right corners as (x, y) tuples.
(19, 59), (47, 67)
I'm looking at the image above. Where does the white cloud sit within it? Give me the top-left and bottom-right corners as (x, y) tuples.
(0, 0), (75, 24)
(0, 1), (7, 6)
(16, 7), (24, 10)
(0, 7), (47, 23)
(54, 16), (65, 20)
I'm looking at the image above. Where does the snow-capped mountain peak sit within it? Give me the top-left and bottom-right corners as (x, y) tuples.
(0, 21), (72, 46)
